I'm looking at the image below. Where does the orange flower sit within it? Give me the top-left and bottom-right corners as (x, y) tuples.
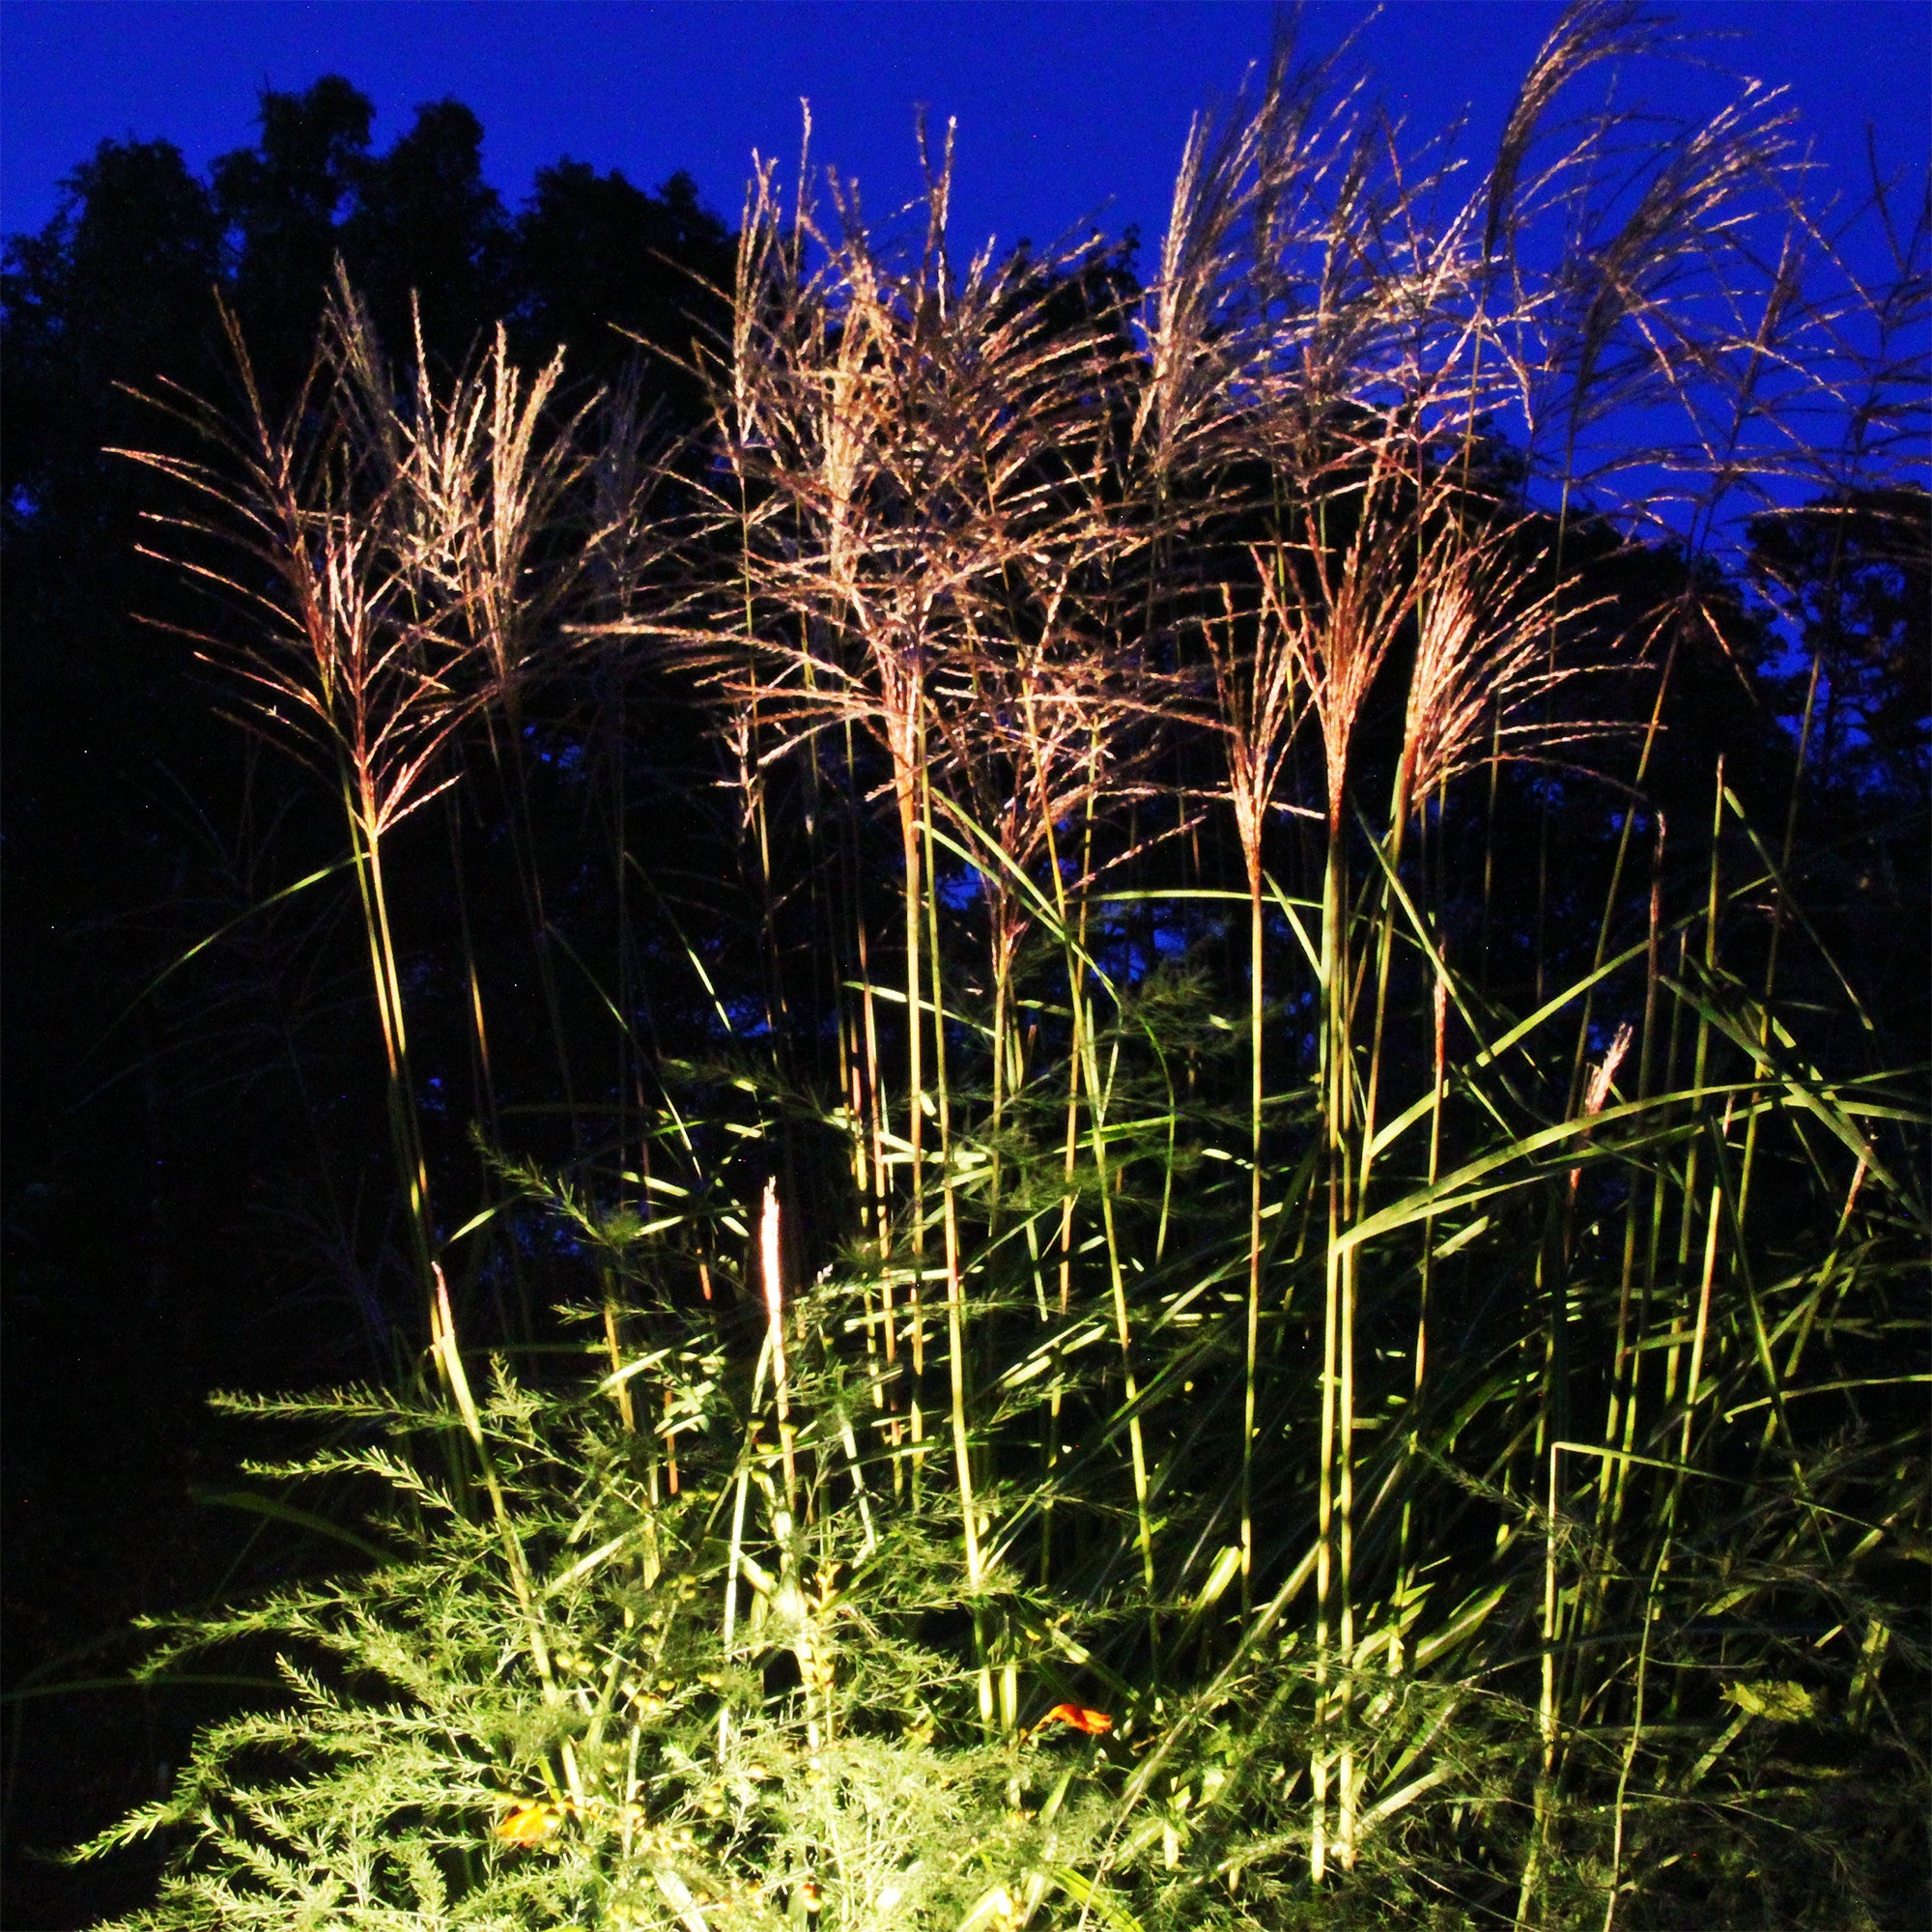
(495, 1799), (567, 1847)
(1039, 1701), (1114, 1736)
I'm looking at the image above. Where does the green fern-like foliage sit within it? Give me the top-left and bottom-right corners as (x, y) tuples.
(72, 1321), (1140, 1931)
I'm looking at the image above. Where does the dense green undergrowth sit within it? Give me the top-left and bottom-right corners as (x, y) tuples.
(61, 7), (1928, 1926)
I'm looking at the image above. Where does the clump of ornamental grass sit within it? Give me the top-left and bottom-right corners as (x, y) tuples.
(76, 5), (1929, 1928)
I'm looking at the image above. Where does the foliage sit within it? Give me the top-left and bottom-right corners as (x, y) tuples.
(13, 7), (1932, 1929)
(79, 1348), (1125, 1932)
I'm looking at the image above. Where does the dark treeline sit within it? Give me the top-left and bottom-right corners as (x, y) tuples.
(1, 77), (733, 1925)
(2, 39), (1927, 1930)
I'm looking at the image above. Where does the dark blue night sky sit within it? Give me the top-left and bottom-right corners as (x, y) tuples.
(4, 2), (1926, 280)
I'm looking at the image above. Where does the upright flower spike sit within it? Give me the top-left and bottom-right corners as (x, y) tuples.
(761, 1178), (799, 1503)
(760, 1177), (785, 1376)
(1569, 1023), (1634, 1195)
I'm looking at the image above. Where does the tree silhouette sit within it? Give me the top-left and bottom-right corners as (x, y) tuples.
(0, 89), (741, 1927)
(343, 96), (510, 371)
(211, 75), (375, 401)
(1748, 486), (1932, 804)
(511, 157), (733, 407)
